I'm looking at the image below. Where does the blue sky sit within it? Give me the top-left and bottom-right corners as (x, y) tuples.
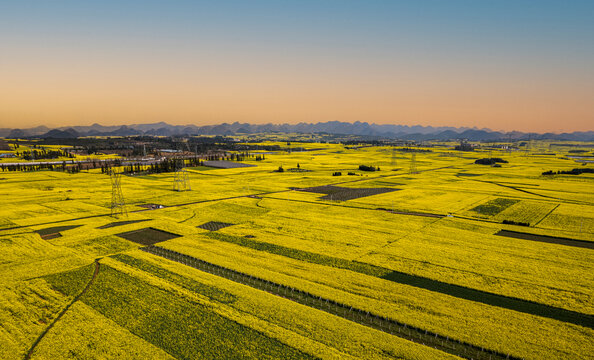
(1, 1), (593, 131)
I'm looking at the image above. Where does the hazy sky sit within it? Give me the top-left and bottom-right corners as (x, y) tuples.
(1, 1), (593, 132)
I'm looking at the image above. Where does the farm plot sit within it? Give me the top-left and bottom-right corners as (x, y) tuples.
(141, 245), (517, 360)
(195, 232), (594, 329)
(157, 235), (594, 360)
(116, 227), (180, 245)
(494, 200), (559, 225)
(297, 185), (398, 201)
(0, 280), (70, 360)
(46, 264), (315, 360)
(30, 302), (175, 360)
(197, 221), (235, 231)
(470, 198), (519, 216)
(537, 203), (594, 234)
(34, 225), (82, 240)
(97, 219), (150, 229)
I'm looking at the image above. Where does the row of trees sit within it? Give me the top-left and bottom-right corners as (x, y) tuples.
(1, 161), (81, 172)
(17, 149), (74, 160)
(101, 157), (204, 175)
(542, 168), (594, 175)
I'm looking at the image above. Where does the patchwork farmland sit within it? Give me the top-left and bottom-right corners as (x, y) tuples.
(1, 141), (593, 359)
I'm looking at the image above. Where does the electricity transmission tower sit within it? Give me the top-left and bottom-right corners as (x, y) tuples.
(173, 160), (191, 191)
(391, 147), (397, 167)
(409, 153), (418, 174)
(110, 172), (127, 218)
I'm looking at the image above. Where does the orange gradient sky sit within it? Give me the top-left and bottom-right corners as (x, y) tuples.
(1, 1), (593, 132)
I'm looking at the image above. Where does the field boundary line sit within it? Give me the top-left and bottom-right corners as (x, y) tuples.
(24, 259), (101, 360)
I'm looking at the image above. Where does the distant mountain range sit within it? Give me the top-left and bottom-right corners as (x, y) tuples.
(1, 121), (593, 141)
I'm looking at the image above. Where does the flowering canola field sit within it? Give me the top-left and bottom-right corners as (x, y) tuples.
(0, 141), (593, 359)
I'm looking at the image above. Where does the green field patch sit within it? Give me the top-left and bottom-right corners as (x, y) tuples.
(80, 265), (314, 360)
(116, 227), (180, 245)
(111, 254), (236, 303)
(97, 219), (150, 229)
(495, 230), (594, 249)
(471, 198), (519, 216)
(205, 232), (594, 329)
(43, 263), (97, 297)
(197, 221), (235, 231)
(297, 185), (398, 201)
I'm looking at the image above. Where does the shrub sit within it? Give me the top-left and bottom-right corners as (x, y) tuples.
(358, 165), (376, 171)
(502, 220), (530, 226)
(474, 158), (508, 165)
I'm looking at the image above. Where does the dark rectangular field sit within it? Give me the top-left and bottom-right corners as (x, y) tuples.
(298, 185), (398, 201)
(97, 219), (150, 229)
(35, 225), (82, 239)
(198, 221), (235, 231)
(116, 227), (180, 245)
(496, 230), (594, 249)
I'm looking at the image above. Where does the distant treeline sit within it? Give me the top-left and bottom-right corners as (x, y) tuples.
(17, 149), (74, 160)
(102, 157), (203, 175)
(395, 147), (432, 153)
(1, 161), (84, 173)
(542, 168), (594, 176)
(34, 136), (281, 156)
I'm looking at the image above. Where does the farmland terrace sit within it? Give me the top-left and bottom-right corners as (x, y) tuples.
(0, 140), (593, 360)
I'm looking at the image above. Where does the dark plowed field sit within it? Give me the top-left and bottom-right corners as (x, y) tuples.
(298, 185), (398, 201)
(97, 219), (150, 229)
(198, 221), (235, 231)
(116, 227), (180, 245)
(35, 225), (82, 240)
